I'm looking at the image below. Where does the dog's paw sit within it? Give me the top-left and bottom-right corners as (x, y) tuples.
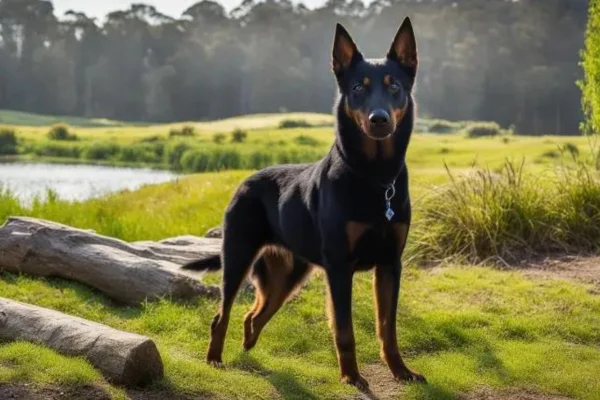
(242, 336), (257, 351)
(341, 374), (370, 391)
(393, 368), (427, 384)
(206, 357), (225, 369)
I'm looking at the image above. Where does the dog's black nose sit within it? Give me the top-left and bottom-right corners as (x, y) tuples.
(369, 110), (390, 126)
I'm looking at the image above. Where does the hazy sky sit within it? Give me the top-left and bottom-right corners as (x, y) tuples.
(51, 0), (327, 18)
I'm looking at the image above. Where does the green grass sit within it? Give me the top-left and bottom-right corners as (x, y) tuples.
(3, 111), (583, 174)
(1, 112), (600, 398)
(1, 265), (599, 399)
(2, 166), (600, 398)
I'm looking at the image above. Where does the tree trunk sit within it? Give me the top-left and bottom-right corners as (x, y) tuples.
(0, 217), (220, 305)
(0, 297), (163, 387)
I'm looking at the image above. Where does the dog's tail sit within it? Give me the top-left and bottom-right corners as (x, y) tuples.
(181, 255), (221, 272)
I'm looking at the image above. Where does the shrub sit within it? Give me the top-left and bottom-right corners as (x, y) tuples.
(294, 135), (320, 147)
(117, 144), (162, 164)
(231, 129), (248, 143)
(0, 128), (18, 155)
(169, 125), (196, 138)
(213, 133), (226, 144)
(248, 150), (274, 169)
(180, 148), (243, 172)
(48, 124), (78, 141)
(82, 143), (120, 161)
(165, 142), (192, 170)
(33, 142), (81, 158)
(428, 121), (458, 134)
(465, 122), (502, 138)
(579, 0), (600, 133)
(279, 119), (312, 129)
(412, 161), (600, 264)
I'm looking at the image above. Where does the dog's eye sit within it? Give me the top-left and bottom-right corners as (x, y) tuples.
(389, 82), (401, 93)
(352, 84), (365, 93)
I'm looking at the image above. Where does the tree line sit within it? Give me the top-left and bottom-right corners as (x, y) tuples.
(0, 0), (589, 134)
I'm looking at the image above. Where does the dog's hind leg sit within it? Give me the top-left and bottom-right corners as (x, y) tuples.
(243, 249), (312, 351)
(206, 195), (269, 367)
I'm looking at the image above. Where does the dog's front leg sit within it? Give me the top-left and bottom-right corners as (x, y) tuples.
(325, 266), (369, 390)
(373, 262), (426, 383)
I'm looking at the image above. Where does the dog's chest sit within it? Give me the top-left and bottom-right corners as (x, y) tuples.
(347, 222), (408, 270)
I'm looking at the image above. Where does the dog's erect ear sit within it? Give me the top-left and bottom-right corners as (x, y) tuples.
(387, 17), (418, 77)
(332, 23), (362, 74)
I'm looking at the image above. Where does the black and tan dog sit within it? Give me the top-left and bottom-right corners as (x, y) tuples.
(183, 17), (425, 389)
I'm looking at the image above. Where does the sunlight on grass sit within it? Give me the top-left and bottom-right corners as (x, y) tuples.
(1, 265), (599, 399)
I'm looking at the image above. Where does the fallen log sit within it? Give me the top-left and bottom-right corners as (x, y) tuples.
(0, 217), (220, 305)
(0, 297), (163, 386)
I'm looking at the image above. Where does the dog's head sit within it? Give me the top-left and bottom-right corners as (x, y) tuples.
(332, 18), (418, 141)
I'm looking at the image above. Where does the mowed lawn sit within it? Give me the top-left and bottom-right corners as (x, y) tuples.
(1, 114), (600, 399)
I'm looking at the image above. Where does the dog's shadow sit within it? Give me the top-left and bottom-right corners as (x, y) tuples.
(231, 352), (320, 400)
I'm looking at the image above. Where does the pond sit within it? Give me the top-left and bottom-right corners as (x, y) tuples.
(0, 163), (178, 204)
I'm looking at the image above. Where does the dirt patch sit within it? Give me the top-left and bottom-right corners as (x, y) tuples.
(353, 363), (406, 400)
(512, 255), (600, 293)
(465, 387), (572, 400)
(0, 384), (110, 400)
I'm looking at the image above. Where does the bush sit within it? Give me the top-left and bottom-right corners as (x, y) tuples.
(579, 0), (600, 133)
(0, 128), (18, 155)
(165, 142), (192, 170)
(279, 119), (312, 129)
(169, 125), (196, 138)
(117, 144), (162, 164)
(33, 142), (81, 158)
(231, 129), (248, 143)
(82, 143), (120, 161)
(248, 150), (274, 169)
(465, 122), (502, 138)
(294, 135), (320, 147)
(428, 121), (458, 134)
(213, 133), (226, 144)
(47, 124), (78, 141)
(180, 148), (243, 172)
(412, 161), (600, 264)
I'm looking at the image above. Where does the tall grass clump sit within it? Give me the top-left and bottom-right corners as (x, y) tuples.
(279, 119), (312, 129)
(47, 123), (78, 141)
(0, 128), (18, 155)
(231, 128), (248, 143)
(412, 160), (600, 264)
(465, 122), (502, 138)
(169, 125), (196, 138)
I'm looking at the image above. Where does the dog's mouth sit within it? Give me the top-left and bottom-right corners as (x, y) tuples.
(361, 124), (394, 141)
(358, 119), (395, 141)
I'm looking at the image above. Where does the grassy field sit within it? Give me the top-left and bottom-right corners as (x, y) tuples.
(4, 109), (584, 174)
(1, 112), (600, 399)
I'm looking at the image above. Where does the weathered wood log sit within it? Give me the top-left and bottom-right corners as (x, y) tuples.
(0, 297), (163, 386)
(0, 217), (220, 305)
(204, 226), (223, 238)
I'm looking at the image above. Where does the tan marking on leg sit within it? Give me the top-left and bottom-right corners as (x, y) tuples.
(346, 222), (371, 255)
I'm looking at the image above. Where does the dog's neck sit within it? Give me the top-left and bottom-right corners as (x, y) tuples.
(332, 96), (413, 186)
